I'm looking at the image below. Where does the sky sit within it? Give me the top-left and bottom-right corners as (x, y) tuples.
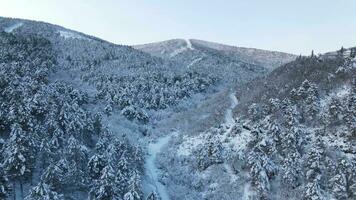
(1, 0), (356, 55)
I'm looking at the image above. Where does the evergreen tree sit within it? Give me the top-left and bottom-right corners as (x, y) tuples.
(0, 169), (11, 199)
(123, 171), (142, 200)
(2, 123), (35, 184)
(89, 165), (119, 200)
(25, 181), (64, 200)
(303, 138), (325, 200)
(146, 192), (160, 200)
(88, 154), (107, 180)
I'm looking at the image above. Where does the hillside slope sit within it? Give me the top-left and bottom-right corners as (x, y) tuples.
(0, 17), (288, 200)
(161, 48), (355, 199)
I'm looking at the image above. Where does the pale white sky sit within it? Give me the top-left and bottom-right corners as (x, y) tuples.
(1, 0), (355, 55)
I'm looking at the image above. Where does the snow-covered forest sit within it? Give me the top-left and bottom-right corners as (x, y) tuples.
(0, 17), (355, 200)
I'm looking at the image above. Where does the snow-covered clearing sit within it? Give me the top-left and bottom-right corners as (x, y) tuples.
(145, 132), (177, 200)
(4, 22), (23, 33)
(59, 30), (90, 40)
(170, 39), (194, 57)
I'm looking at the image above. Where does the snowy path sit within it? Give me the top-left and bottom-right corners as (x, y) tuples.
(4, 22), (23, 33)
(145, 133), (176, 200)
(223, 92), (254, 199)
(222, 92), (240, 183)
(187, 57), (203, 68)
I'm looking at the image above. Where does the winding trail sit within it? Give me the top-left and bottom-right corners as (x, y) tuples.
(223, 92), (254, 199)
(145, 133), (176, 200)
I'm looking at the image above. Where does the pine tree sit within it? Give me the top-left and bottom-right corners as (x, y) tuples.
(123, 171), (142, 200)
(117, 153), (131, 195)
(304, 180), (325, 200)
(25, 181), (64, 200)
(41, 158), (69, 190)
(89, 165), (119, 200)
(247, 150), (275, 200)
(0, 169), (11, 199)
(146, 191), (160, 200)
(64, 136), (88, 188)
(330, 173), (347, 200)
(304, 138), (325, 200)
(2, 123), (35, 188)
(282, 151), (302, 188)
(88, 154), (107, 180)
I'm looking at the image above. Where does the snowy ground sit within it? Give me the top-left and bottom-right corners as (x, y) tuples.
(59, 30), (90, 40)
(4, 22), (23, 33)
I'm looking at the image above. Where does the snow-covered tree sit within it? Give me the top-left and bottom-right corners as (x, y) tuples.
(2, 123), (34, 180)
(0, 170), (11, 199)
(88, 154), (107, 180)
(25, 181), (64, 200)
(89, 165), (119, 200)
(123, 171), (142, 200)
(303, 138), (325, 200)
(146, 192), (160, 200)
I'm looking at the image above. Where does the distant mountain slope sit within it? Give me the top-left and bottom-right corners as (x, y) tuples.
(235, 48), (356, 114)
(134, 39), (296, 71)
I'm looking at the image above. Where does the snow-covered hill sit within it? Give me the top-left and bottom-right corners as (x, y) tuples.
(134, 39), (296, 71)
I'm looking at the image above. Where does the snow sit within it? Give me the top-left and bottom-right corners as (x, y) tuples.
(185, 39), (194, 50)
(220, 92), (239, 142)
(187, 57), (203, 68)
(177, 135), (204, 156)
(169, 47), (187, 57)
(59, 30), (89, 40)
(335, 86), (351, 98)
(169, 39), (194, 57)
(242, 181), (255, 200)
(223, 163), (238, 183)
(227, 128), (251, 153)
(225, 92), (238, 125)
(177, 92), (248, 156)
(145, 132), (177, 200)
(4, 22), (23, 33)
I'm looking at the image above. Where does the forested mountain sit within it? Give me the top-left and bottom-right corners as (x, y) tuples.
(0, 16), (354, 200)
(163, 48), (355, 199)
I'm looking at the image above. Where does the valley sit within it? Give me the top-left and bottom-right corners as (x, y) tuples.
(0, 17), (355, 200)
